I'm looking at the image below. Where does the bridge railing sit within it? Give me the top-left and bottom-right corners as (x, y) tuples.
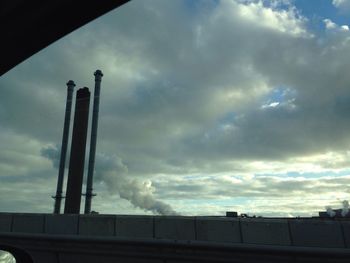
(0, 213), (349, 248)
(0, 213), (350, 262)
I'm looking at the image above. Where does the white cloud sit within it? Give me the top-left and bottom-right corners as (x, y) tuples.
(261, 101), (280, 109)
(341, 25), (350, 31)
(153, 173), (350, 216)
(324, 18), (338, 30)
(333, 0), (350, 12)
(324, 18), (350, 32)
(231, 0), (308, 36)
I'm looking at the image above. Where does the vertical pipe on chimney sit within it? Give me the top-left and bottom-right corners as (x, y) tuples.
(53, 80), (75, 214)
(84, 70), (103, 214)
(64, 88), (91, 214)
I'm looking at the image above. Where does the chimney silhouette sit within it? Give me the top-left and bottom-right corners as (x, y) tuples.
(84, 70), (103, 214)
(53, 80), (75, 214)
(64, 87), (91, 214)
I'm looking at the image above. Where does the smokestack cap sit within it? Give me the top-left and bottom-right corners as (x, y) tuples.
(94, 70), (103, 77)
(77, 87), (90, 99)
(66, 80), (76, 87)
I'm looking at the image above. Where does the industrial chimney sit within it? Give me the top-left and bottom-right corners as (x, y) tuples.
(53, 80), (75, 214)
(64, 87), (91, 214)
(84, 70), (103, 214)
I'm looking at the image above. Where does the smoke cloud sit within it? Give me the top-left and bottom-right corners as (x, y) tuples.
(94, 153), (177, 215)
(41, 145), (60, 169)
(341, 200), (349, 217)
(41, 145), (177, 215)
(325, 206), (335, 217)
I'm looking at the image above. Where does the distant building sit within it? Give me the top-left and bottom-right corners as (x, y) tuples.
(319, 209), (350, 218)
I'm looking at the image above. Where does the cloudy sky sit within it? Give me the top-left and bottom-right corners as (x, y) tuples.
(1, 0), (350, 217)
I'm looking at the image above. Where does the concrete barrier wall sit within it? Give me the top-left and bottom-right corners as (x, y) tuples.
(0, 213), (12, 232)
(12, 213), (45, 234)
(79, 215), (116, 236)
(289, 219), (345, 248)
(154, 216), (196, 240)
(196, 217), (241, 243)
(1, 213), (350, 249)
(116, 215), (153, 239)
(241, 218), (291, 245)
(45, 214), (78, 235)
(341, 221), (350, 248)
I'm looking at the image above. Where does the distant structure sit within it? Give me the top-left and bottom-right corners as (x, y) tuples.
(53, 80), (75, 214)
(319, 201), (350, 218)
(64, 88), (91, 214)
(52, 71), (104, 214)
(319, 209), (350, 218)
(84, 70), (103, 214)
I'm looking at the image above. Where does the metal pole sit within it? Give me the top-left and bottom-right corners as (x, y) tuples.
(64, 88), (91, 214)
(84, 70), (103, 214)
(53, 80), (75, 214)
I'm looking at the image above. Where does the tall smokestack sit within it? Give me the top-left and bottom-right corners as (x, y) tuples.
(53, 80), (75, 214)
(64, 87), (91, 214)
(84, 70), (103, 214)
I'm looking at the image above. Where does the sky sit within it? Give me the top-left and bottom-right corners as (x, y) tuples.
(1, 0), (350, 217)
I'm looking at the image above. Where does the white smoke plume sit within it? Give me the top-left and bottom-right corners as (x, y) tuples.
(341, 200), (349, 217)
(94, 153), (177, 215)
(42, 145), (177, 215)
(325, 206), (336, 217)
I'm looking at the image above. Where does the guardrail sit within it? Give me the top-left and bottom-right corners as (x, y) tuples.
(0, 213), (349, 262)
